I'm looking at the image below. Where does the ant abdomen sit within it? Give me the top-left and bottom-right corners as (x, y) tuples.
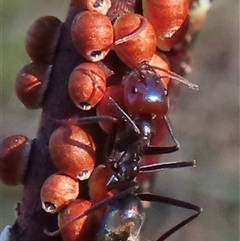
(96, 194), (144, 241)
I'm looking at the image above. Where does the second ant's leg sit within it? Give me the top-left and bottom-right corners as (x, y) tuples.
(137, 193), (202, 241)
(145, 116), (180, 155)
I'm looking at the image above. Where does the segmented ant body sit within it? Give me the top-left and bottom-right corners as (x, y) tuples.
(46, 62), (202, 241)
(94, 65), (202, 239)
(98, 61), (198, 184)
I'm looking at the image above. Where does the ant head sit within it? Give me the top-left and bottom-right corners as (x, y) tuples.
(123, 63), (169, 117)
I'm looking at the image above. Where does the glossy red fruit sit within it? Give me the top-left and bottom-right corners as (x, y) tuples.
(15, 62), (52, 109)
(68, 62), (106, 111)
(114, 13), (157, 68)
(41, 173), (79, 213)
(0, 135), (32, 185)
(88, 165), (113, 223)
(25, 16), (62, 63)
(59, 199), (96, 241)
(71, 11), (113, 62)
(142, 0), (189, 51)
(89, 165), (113, 204)
(49, 124), (96, 181)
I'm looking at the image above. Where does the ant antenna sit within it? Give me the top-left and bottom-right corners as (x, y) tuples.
(150, 64), (199, 90)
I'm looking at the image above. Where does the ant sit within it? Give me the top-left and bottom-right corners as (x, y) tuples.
(97, 61), (198, 180)
(46, 62), (202, 240)
(94, 63), (201, 240)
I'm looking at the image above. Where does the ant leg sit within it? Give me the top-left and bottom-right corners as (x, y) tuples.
(52, 115), (117, 126)
(139, 160), (196, 173)
(145, 116), (180, 155)
(137, 193), (203, 241)
(44, 186), (138, 237)
(74, 116), (117, 125)
(145, 145), (179, 155)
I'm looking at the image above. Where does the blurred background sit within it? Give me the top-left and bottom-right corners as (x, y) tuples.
(1, 0), (239, 241)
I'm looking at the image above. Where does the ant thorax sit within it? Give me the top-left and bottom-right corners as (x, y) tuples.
(107, 115), (156, 182)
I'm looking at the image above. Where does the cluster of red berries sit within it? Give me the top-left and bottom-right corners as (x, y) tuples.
(0, 0), (212, 240)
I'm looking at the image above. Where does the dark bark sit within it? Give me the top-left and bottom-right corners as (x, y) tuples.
(11, 1), (192, 241)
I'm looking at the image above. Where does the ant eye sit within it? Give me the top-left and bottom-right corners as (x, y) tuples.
(164, 89), (168, 96)
(132, 87), (138, 94)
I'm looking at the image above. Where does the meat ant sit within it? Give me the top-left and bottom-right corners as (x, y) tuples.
(46, 62), (202, 240)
